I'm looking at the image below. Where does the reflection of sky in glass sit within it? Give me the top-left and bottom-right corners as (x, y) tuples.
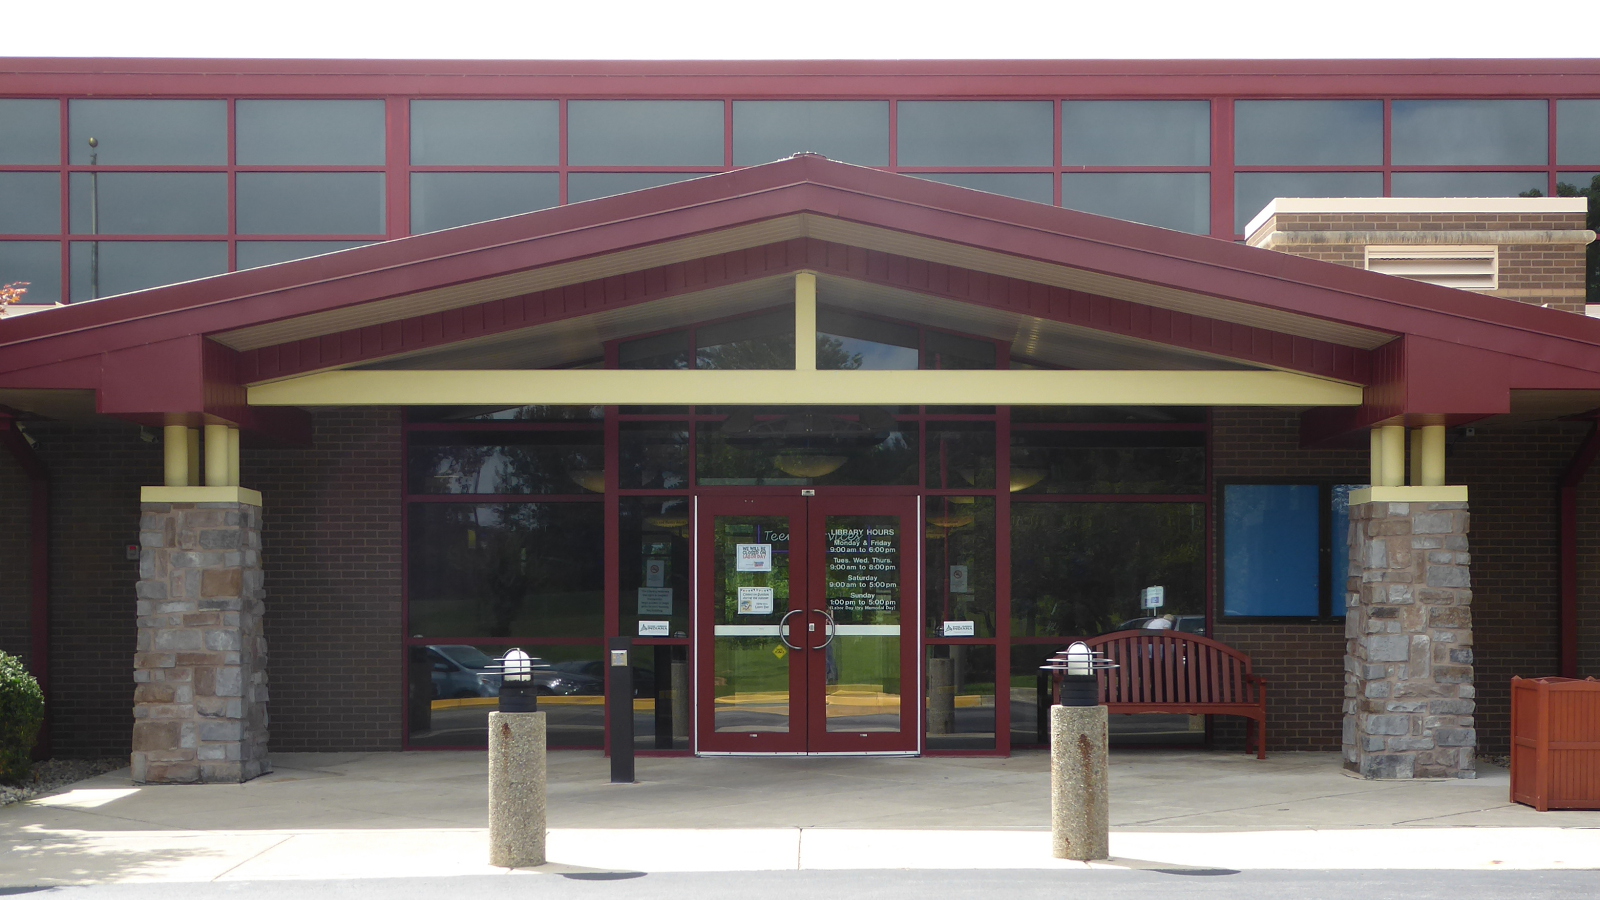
(823, 334), (918, 370)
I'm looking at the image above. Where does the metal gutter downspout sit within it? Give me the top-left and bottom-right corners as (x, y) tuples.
(1558, 420), (1600, 679)
(0, 413), (49, 757)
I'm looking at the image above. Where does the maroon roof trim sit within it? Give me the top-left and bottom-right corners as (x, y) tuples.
(4, 57), (1600, 97)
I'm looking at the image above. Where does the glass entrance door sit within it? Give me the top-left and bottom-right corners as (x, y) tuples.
(696, 494), (918, 754)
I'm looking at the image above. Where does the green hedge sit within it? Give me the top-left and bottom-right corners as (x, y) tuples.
(0, 651), (44, 785)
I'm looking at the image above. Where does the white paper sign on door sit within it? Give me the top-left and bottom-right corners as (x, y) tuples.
(735, 543), (772, 572)
(942, 620), (976, 637)
(949, 565), (970, 593)
(644, 558), (667, 588)
(637, 587), (673, 616)
(737, 586), (775, 615)
(638, 620), (670, 637)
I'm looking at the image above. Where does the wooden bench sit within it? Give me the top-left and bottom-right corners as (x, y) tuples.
(1066, 631), (1269, 759)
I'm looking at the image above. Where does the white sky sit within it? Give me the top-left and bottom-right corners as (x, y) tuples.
(1, 0), (1596, 60)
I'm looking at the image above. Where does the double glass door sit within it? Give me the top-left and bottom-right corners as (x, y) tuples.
(696, 494), (918, 754)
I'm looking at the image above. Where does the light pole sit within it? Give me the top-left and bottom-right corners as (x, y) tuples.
(487, 648), (546, 868)
(1041, 641), (1115, 861)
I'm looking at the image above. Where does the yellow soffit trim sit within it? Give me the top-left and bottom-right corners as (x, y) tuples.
(247, 369), (1363, 408)
(1349, 486), (1469, 505)
(141, 486), (264, 506)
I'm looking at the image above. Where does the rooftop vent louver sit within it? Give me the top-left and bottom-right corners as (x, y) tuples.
(1364, 245), (1498, 292)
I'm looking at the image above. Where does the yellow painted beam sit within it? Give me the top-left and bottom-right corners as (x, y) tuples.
(249, 369), (1363, 408)
(794, 271), (817, 371)
(1349, 485), (1467, 505)
(141, 485), (263, 506)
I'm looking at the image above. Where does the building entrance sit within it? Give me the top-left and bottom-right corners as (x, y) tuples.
(696, 494), (919, 754)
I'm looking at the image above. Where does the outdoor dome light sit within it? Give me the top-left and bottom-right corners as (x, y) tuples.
(1066, 641), (1092, 677)
(502, 648), (533, 683)
(496, 648), (539, 713)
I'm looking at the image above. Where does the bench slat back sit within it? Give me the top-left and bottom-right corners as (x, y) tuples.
(1084, 631), (1257, 705)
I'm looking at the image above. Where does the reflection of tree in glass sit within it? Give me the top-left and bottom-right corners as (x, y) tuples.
(693, 333), (862, 370)
(413, 435), (604, 494)
(1010, 503), (1204, 636)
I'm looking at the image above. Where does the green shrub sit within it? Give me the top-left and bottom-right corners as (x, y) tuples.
(0, 651), (45, 785)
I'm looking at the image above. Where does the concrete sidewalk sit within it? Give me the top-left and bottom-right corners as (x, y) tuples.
(3, 750), (1598, 885)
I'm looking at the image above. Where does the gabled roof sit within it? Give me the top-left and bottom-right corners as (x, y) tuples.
(2, 155), (1598, 443)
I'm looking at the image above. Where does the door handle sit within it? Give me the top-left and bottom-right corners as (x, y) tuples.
(814, 608), (836, 650)
(778, 608), (804, 650)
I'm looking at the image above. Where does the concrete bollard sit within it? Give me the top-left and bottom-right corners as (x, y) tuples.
(927, 657), (955, 734)
(1050, 703), (1109, 860)
(488, 710), (547, 868)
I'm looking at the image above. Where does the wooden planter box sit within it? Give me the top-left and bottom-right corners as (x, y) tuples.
(1510, 676), (1600, 811)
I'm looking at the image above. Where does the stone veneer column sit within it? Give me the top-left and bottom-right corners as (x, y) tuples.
(133, 501), (269, 783)
(1343, 500), (1476, 779)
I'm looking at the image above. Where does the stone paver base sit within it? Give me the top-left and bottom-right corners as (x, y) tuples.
(133, 500), (269, 784)
(1343, 499), (1476, 779)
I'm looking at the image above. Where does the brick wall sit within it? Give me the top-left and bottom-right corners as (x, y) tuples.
(243, 407), (403, 752)
(25, 420), (161, 758)
(1449, 421), (1588, 754)
(1211, 408), (1368, 751)
(1250, 211), (1591, 313)
(0, 449), (32, 665)
(1212, 408), (1594, 756)
(1580, 473), (1600, 679)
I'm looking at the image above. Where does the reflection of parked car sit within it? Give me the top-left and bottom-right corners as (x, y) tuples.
(551, 660), (651, 696)
(1109, 615), (1206, 636)
(427, 645), (501, 700)
(427, 645), (604, 698)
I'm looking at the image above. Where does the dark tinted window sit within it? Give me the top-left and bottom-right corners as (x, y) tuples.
(1235, 171), (1383, 233)
(411, 172), (559, 233)
(406, 502), (605, 638)
(236, 241), (369, 270)
(568, 101), (724, 167)
(926, 424), (996, 489)
(0, 99), (60, 165)
(0, 173), (61, 234)
(1011, 502), (1205, 636)
(1062, 100), (1209, 166)
(1391, 171), (1546, 198)
(897, 101), (1053, 167)
(911, 173), (1053, 204)
(1061, 172), (1209, 233)
(1557, 100), (1600, 165)
(69, 100), (227, 165)
(408, 431), (605, 495)
(1011, 430), (1206, 495)
(733, 101), (889, 166)
(1234, 100), (1382, 166)
(236, 172), (385, 235)
(567, 172), (700, 203)
(924, 498), (997, 639)
(0, 242), (62, 303)
(619, 425), (690, 489)
(697, 417), (917, 487)
(696, 310), (794, 370)
(70, 172), (227, 235)
(619, 497), (692, 640)
(923, 331), (996, 370)
(69, 240), (227, 300)
(816, 308), (919, 370)
(410, 100), (560, 166)
(236, 100), (386, 165)
(1392, 100), (1547, 166)
(620, 331), (689, 370)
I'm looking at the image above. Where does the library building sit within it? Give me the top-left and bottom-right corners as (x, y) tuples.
(1, 58), (1598, 783)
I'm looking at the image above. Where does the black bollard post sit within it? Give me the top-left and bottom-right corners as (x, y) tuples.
(608, 637), (635, 784)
